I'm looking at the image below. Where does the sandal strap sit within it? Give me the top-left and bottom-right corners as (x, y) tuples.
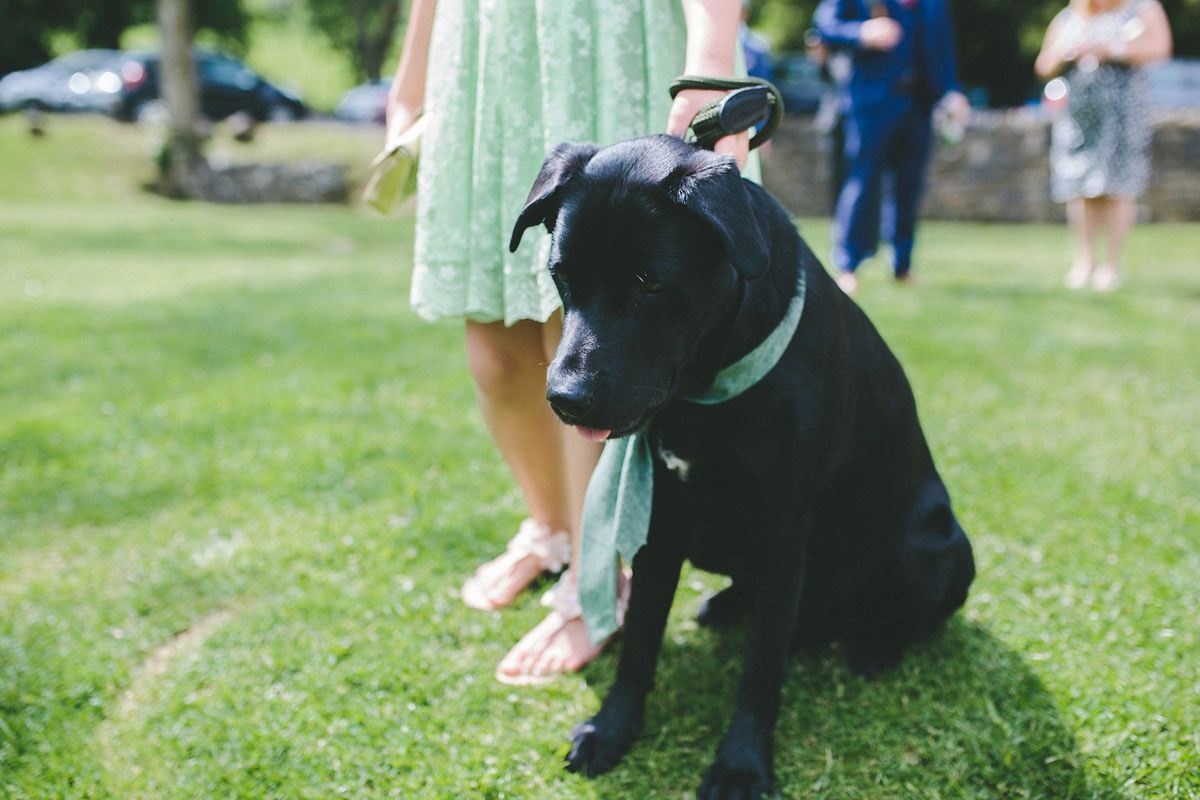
(541, 569), (629, 630)
(507, 519), (571, 574)
(541, 570), (582, 618)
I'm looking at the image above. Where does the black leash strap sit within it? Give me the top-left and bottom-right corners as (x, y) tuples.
(668, 76), (784, 151)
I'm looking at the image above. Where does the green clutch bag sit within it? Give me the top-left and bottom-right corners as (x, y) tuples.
(363, 114), (426, 214)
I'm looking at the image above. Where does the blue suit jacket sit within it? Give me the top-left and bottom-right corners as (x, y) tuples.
(814, 0), (962, 112)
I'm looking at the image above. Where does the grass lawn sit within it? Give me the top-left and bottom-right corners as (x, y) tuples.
(1, 114), (1197, 799)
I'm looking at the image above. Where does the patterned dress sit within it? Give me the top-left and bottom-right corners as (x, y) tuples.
(1049, 0), (1153, 203)
(410, 0), (688, 325)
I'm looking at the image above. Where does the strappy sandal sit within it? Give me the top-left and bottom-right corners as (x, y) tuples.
(494, 568), (630, 686)
(461, 518), (571, 611)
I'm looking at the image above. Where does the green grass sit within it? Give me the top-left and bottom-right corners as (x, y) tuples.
(1, 115), (1198, 799)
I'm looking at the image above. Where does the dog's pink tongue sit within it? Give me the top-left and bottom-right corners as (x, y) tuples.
(575, 426), (611, 442)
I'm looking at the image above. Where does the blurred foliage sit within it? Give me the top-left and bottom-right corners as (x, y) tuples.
(0, 0), (247, 77)
(1159, 0), (1200, 60)
(753, 0), (820, 55)
(301, 0), (404, 83)
(0, 0), (70, 77)
(750, 0), (1200, 107)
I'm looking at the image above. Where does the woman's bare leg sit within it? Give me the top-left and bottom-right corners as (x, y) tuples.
(1094, 195), (1135, 290)
(462, 318), (575, 608)
(495, 313), (609, 681)
(1065, 197), (1099, 288)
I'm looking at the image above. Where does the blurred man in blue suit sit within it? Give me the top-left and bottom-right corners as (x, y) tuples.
(814, 0), (969, 293)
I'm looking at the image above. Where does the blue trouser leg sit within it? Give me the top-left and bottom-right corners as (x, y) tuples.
(833, 110), (891, 273)
(879, 170), (896, 258)
(885, 107), (933, 276)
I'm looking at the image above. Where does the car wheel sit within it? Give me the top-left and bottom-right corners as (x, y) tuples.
(266, 103), (298, 122)
(132, 99), (168, 124)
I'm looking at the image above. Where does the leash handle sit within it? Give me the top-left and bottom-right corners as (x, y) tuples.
(669, 76), (784, 151)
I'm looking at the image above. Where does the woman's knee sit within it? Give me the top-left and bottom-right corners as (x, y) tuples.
(465, 320), (546, 397)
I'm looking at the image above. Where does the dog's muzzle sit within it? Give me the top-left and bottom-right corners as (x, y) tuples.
(547, 386), (593, 426)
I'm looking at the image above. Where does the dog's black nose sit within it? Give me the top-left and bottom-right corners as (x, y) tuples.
(547, 388), (594, 425)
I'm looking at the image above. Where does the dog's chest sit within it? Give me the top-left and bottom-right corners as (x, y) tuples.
(649, 402), (758, 490)
(653, 438), (695, 482)
(649, 416), (714, 488)
(647, 419), (768, 573)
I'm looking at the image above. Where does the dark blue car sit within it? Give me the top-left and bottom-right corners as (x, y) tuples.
(113, 50), (306, 122)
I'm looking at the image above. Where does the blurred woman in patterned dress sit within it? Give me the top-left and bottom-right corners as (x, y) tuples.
(1036, 0), (1172, 290)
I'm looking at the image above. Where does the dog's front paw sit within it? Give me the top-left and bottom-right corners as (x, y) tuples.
(697, 735), (775, 800)
(564, 700), (643, 778)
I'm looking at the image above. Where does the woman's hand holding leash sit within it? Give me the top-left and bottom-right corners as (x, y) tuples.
(667, 89), (750, 169)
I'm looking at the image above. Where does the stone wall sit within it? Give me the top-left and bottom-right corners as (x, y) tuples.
(762, 109), (1200, 223)
(197, 161), (349, 204)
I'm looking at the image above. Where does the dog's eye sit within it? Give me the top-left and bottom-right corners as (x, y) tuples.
(636, 274), (666, 295)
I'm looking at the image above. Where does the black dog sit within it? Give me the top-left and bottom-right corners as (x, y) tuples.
(510, 135), (975, 799)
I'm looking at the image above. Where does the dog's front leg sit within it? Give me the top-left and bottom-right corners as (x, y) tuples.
(698, 511), (809, 800)
(565, 531), (684, 777)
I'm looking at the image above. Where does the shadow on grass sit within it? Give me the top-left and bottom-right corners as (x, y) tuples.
(578, 616), (1124, 799)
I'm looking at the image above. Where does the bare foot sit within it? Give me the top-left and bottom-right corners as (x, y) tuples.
(836, 271), (859, 295)
(461, 519), (570, 611)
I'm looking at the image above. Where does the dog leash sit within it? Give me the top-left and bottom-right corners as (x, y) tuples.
(669, 75), (784, 151)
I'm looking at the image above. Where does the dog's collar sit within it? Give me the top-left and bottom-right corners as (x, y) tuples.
(685, 268), (807, 405)
(578, 269), (808, 642)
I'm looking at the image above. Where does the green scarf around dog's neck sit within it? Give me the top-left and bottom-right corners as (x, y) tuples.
(578, 268), (808, 642)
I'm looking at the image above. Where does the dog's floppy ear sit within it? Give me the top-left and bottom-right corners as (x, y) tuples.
(509, 142), (601, 252)
(668, 153), (770, 279)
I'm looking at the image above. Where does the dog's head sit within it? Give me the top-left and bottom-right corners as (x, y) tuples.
(510, 135), (769, 440)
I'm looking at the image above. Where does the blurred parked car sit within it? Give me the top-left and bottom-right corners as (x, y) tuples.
(334, 80), (390, 124)
(1145, 58), (1200, 109)
(112, 50), (306, 122)
(772, 52), (828, 115)
(0, 50), (125, 114)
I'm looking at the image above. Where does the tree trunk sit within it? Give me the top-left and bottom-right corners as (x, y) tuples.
(353, 0), (402, 82)
(156, 0), (208, 198)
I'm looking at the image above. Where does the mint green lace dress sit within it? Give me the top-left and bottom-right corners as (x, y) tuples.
(411, 0), (688, 325)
